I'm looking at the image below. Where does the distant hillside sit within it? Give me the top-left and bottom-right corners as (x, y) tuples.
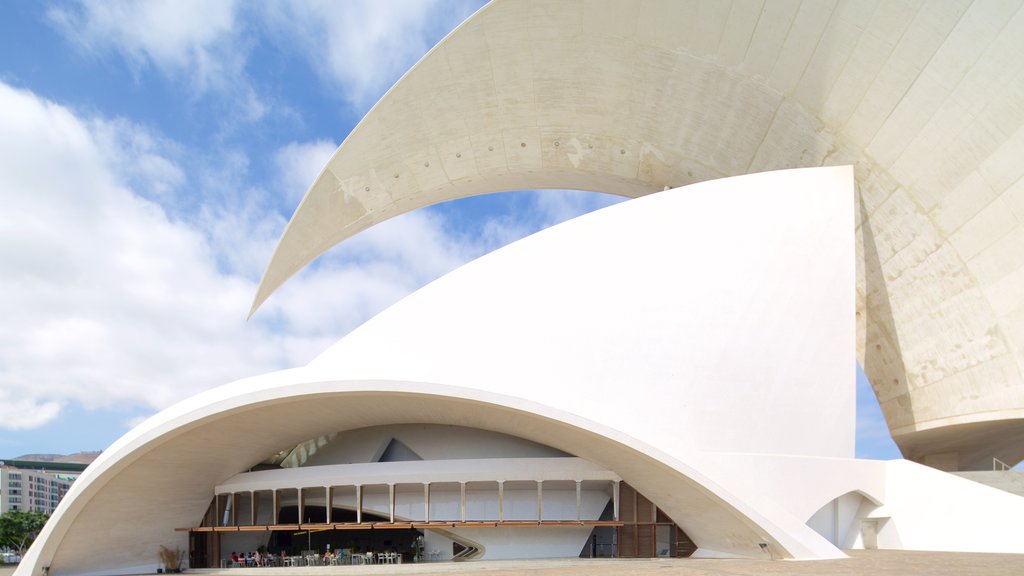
(12, 451), (101, 464)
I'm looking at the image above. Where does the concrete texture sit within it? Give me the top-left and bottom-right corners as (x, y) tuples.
(954, 471), (1024, 497)
(253, 0), (1024, 471)
(18, 169), (865, 575)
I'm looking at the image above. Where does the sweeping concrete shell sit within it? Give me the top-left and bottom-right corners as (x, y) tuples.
(253, 0), (1024, 471)
(19, 1), (1024, 574)
(22, 167), (866, 574)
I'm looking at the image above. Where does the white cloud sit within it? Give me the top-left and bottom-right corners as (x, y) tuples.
(529, 189), (624, 229)
(0, 82), (447, 429)
(264, 210), (480, 339)
(48, 0), (236, 82)
(263, 0), (484, 109)
(51, 0), (234, 78)
(0, 394), (63, 432)
(274, 140), (338, 204)
(47, 0), (267, 122)
(0, 82), (284, 428)
(0, 81), (621, 432)
(90, 117), (187, 206)
(46, 1), (484, 120)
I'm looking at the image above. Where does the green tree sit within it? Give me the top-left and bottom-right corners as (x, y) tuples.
(0, 510), (49, 555)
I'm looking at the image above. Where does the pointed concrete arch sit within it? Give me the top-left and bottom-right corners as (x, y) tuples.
(253, 0), (1024, 470)
(805, 490), (883, 549)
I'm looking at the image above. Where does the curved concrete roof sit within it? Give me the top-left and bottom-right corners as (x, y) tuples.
(254, 0), (1024, 469)
(20, 168), (856, 575)
(17, 382), (831, 575)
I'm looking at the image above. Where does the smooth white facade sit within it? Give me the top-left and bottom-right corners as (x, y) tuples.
(20, 167), (1024, 576)
(254, 0), (1024, 471)
(19, 0), (1024, 573)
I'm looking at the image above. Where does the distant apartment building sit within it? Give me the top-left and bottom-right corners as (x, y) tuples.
(0, 460), (89, 515)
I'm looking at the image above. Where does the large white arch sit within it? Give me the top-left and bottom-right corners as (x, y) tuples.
(253, 0), (1024, 470)
(17, 381), (834, 576)
(20, 167), (856, 574)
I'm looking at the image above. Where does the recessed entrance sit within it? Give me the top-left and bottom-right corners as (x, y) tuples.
(615, 483), (696, 558)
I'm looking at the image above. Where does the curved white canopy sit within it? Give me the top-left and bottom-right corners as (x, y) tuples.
(254, 0), (1024, 469)
(21, 167), (856, 574)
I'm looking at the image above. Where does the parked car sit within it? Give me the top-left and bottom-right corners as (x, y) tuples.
(2, 552), (22, 564)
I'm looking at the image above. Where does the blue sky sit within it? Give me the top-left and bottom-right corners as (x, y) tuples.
(0, 1), (901, 462)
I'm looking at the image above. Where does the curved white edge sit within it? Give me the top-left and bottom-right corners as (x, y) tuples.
(307, 166), (857, 461)
(250, 0), (1024, 472)
(250, 0), (496, 317)
(18, 376), (839, 576)
(23, 167), (862, 574)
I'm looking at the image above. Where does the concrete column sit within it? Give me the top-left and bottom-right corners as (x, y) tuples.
(389, 484), (396, 523)
(460, 482), (466, 522)
(576, 481), (582, 522)
(537, 482), (543, 522)
(356, 485), (362, 524)
(232, 492), (239, 526)
(213, 531), (221, 569)
(218, 494), (227, 527)
(326, 486), (332, 524)
(423, 483), (430, 522)
(272, 489), (278, 525)
(498, 482), (504, 522)
(250, 491), (256, 526)
(613, 481), (620, 522)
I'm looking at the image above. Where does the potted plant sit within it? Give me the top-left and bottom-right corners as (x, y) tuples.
(158, 546), (185, 573)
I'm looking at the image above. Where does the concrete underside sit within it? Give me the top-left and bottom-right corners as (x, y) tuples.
(254, 0), (1024, 470)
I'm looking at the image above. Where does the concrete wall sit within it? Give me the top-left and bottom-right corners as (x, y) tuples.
(288, 424), (567, 468)
(254, 0), (1024, 470)
(872, 460), (1024, 553)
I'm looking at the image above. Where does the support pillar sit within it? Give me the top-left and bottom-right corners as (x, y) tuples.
(537, 481), (543, 521)
(356, 485), (362, 524)
(424, 483), (430, 522)
(272, 489), (279, 525)
(498, 481), (504, 522)
(298, 488), (305, 525)
(389, 484), (396, 523)
(250, 491), (256, 526)
(217, 494), (225, 527)
(613, 481), (620, 522)
(326, 486), (333, 524)
(576, 481), (582, 522)
(213, 531), (221, 569)
(460, 482), (466, 522)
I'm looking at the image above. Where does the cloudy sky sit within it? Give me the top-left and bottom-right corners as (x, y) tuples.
(0, 0), (900, 461)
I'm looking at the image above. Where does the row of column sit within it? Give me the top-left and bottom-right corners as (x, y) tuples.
(216, 480), (621, 527)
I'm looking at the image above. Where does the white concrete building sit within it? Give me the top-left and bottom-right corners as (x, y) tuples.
(17, 1), (1024, 575)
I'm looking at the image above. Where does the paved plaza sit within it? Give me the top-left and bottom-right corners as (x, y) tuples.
(187, 552), (1024, 576)
(6, 550), (1021, 576)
